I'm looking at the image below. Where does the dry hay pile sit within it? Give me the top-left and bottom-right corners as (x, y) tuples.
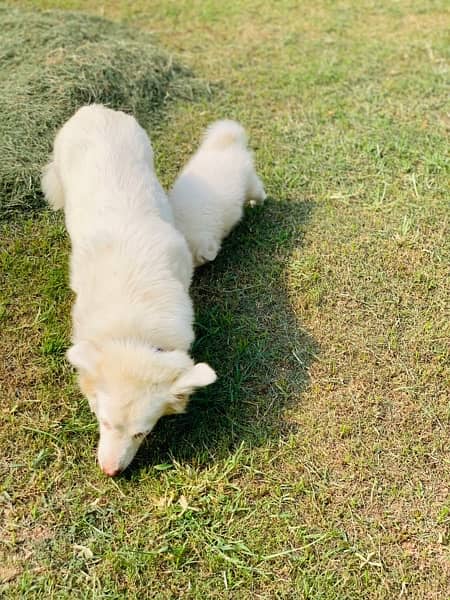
(0, 5), (200, 217)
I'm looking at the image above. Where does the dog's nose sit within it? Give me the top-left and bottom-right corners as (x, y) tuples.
(102, 465), (121, 477)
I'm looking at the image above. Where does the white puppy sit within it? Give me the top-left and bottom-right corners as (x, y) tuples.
(42, 104), (216, 476)
(169, 120), (266, 266)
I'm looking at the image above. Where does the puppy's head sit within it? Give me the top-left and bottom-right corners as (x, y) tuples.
(67, 340), (216, 476)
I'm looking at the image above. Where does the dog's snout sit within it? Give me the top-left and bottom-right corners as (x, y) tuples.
(101, 465), (121, 477)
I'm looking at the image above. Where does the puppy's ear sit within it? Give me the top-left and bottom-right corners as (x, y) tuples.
(67, 341), (99, 375)
(171, 363), (217, 396)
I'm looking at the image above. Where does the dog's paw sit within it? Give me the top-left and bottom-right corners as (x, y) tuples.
(248, 193), (266, 208)
(194, 239), (220, 267)
(246, 174), (266, 207)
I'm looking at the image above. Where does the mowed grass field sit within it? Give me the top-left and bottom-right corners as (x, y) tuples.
(1, 0), (449, 598)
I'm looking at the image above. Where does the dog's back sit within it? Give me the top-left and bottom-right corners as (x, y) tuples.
(43, 104), (193, 346)
(44, 104), (173, 239)
(178, 120), (259, 202)
(54, 104), (153, 171)
(169, 120), (265, 266)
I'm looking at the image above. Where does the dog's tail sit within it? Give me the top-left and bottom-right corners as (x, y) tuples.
(201, 119), (248, 150)
(41, 159), (65, 210)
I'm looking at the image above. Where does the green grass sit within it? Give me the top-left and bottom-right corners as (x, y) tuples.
(1, 0), (449, 598)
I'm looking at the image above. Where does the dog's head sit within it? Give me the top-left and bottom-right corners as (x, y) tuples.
(67, 340), (216, 476)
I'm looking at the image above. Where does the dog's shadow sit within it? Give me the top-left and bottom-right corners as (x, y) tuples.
(133, 197), (317, 470)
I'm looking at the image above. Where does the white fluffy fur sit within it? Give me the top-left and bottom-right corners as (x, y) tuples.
(42, 104), (216, 476)
(169, 120), (266, 266)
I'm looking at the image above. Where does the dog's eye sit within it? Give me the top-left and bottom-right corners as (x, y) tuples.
(133, 432), (146, 439)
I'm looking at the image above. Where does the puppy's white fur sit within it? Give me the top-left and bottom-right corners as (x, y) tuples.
(42, 104), (216, 476)
(169, 120), (266, 266)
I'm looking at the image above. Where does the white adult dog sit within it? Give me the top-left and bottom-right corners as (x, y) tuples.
(169, 120), (266, 266)
(42, 104), (216, 476)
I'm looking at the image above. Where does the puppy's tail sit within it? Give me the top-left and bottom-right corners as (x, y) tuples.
(41, 159), (65, 210)
(201, 119), (248, 150)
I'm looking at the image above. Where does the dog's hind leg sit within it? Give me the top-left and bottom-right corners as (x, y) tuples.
(246, 172), (266, 208)
(42, 159), (65, 210)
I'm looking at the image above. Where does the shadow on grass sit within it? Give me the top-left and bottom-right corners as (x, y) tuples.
(132, 197), (318, 470)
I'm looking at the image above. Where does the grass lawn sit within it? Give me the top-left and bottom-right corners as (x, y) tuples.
(1, 0), (449, 597)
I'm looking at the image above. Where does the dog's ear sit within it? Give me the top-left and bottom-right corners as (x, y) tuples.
(171, 363), (217, 396)
(67, 341), (99, 375)
(167, 363), (216, 415)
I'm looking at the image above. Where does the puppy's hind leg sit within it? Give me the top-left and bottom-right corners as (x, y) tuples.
(42, 159), (65, 210)
(246, 172), (266, 208)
